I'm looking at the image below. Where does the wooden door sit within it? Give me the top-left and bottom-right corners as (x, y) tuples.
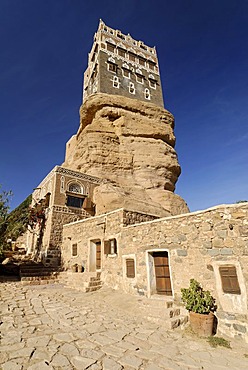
(96, 242), (101, 270)
(154, 252), (172, 295)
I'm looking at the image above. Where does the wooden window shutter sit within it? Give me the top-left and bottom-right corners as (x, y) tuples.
(104, 240), (111, 255)
(72, 243), (77, 256)
(219, 266), (241, 294)
(126, 259), (135, 278)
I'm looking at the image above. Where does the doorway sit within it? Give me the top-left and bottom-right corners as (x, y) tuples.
(147, 250), (172, 296)
(89, 240), (101, 272)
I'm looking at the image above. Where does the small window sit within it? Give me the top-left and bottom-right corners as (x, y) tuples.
(129, 82), (135, 94)
(219, 266), (241, 294)
(136, 74), (143, 84)
(144, 88), (151, 100)
(118, 48), (126, 58)
(113, 76), (120, 88)
(122, 68), (130, 78)
(107, 43), (115, 53)
(126, 259), (135, 278)
(149, 79), (156, 89)
(104, 239), (117, 255)
(139, 57), (146, 66)
(108, 63), (117, 73)
(72, 243), (77, 257)
(128, 52), (136, 62)
(148, 61), (156, 70)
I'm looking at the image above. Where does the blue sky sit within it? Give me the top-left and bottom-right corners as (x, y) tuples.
(0, 0), (247, 212)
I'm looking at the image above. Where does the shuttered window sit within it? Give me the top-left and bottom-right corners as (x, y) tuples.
(104, 239), (117, 255)
(72, 243), (77, 257)
(126, 259), (135, 278)
(219, 266), (241, 294)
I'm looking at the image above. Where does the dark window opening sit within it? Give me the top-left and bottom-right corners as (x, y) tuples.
(122, 68), (130, 78)
(107, 43), (115, 53)
(128, 53), (136, 62)
(219, 266), (241, 294)
(108, 63), (117, 73)
(139, 57), (146, 66)
(72, 243), (77, 256)
(66, 195), (83, 208)
(126, 258), (135, 278)
(136, 74), (143, 83)
(118, 48), (126, 58)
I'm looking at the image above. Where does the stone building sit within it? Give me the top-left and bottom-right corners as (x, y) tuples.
(26, 21), (247, 341)
(83, 19), (164, 107)
(27, 166), (101, 265)
(62, 203), (248, 341)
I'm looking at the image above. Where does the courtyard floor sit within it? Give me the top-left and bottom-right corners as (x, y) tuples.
(0, 280), (248, 370)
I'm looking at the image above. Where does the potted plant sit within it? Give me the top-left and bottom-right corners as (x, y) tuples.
(181, 279), (217, 336)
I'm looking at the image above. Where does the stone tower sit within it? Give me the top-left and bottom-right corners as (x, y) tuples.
(63, 21), (189, 217)
(83, 19), (164, 107)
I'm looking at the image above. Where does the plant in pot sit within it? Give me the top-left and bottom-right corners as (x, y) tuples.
(181, 279), (217, 336)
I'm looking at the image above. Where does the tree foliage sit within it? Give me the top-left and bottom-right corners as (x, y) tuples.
(0, 188), (32, 255)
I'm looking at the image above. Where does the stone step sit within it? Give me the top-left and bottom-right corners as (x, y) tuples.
(21, 279), (58, 286)
(138, 297), (174, 309)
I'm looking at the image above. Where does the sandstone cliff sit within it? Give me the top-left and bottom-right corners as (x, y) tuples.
(63, 93), (189, 217)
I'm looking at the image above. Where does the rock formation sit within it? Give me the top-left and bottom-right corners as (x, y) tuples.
(63, 93), (189, 217)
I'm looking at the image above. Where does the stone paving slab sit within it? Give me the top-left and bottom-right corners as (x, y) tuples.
(0, 281), (248, 369)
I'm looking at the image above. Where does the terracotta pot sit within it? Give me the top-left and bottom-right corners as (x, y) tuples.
(189, 311), (214, 337)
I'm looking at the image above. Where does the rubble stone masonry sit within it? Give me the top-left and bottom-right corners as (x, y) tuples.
(62, 202), (248, 341)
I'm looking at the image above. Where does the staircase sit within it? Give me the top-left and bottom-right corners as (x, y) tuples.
(137, 295), (188, 330)
(20, 262), (59, 285)
(58, 271), (102, 292)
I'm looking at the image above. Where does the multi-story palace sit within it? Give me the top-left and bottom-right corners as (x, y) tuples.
(83, 19), (164, 107)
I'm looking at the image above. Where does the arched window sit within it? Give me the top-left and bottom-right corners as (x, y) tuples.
(68, 183), (81, 194)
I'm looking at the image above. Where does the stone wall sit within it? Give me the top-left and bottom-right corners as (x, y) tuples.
(62, 202), (248, 341)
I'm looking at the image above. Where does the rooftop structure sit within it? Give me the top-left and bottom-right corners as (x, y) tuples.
(83, 20), (164, 107)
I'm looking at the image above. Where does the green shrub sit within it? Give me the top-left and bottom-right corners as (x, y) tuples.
(181, 279), (217, 314)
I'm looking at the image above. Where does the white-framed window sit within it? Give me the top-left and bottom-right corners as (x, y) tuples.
(118, 47), (126, 58)
(129, 82), (135, 94)
(68, 183), (82, 194)
(136, 74), (143, 84)
(113, 76), (120, 88)
(122, 64), (130, 79)
(128, 52), (136, 62)
(108, 63), (117, 73)
(144, 88), (151, 100)
(123, 69), (130, 78)
(106, 42), (115, 53)
(149, 80), (156, 89)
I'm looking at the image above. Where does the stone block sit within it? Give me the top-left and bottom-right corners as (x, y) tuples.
(233, 324), (247, 333)
(220, 248), (233, 255)
(212, 237), (223, 248)
(208, 249), (220, 256)
(177, 249), (187, 257)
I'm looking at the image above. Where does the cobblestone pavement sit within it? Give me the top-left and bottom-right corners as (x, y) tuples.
(1, 281), (248, 370)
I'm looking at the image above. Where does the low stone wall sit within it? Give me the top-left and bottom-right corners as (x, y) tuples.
(62, 203), (248, 341)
